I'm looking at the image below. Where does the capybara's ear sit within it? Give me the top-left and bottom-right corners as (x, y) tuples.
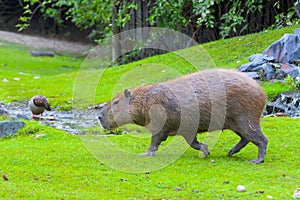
(124, 89), (133, 99)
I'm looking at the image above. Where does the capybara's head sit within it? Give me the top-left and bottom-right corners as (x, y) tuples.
(98, 89), (134, 130)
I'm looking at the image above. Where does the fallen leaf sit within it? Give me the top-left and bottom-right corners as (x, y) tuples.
(120, 178), (126, 182)
(3, 174), (8, 181)
(174, 186), (182, 191)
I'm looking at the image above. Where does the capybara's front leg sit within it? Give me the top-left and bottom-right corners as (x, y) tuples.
(141, 132), (167, 156)
(183, 135), (210, 157)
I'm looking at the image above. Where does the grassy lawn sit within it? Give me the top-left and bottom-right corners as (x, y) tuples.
(1, 118), (300, 199)
(1, 25), (300, 199)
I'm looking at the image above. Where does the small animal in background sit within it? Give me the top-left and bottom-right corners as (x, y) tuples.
(29, 95), (51, 118)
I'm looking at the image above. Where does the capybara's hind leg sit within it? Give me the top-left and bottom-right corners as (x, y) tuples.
(228, 136), (249, 156)
(232, 121), (268, 164)
(183, 136), (210, 157)
(248, 128), (268, 164)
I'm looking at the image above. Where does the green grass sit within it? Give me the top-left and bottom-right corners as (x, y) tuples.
(2, 25), (300, 108)
(1, 117), (300, 199)
(1, 26), (300, 199)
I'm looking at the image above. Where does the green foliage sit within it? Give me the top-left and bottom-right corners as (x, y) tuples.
(18, 0), (297, 41)
(284, 74), (300, 91)
(261, 81), (291, 101)
(191, 0), (263, 38)
(269, 1), (300, 30)
(148, 0), (188, 30)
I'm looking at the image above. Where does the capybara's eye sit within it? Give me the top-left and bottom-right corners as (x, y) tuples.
(113, 99), (120, 105)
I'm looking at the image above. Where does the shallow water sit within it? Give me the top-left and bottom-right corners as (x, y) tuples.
(1, 101), (101, 134)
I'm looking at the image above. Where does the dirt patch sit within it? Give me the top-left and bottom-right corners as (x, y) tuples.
(0, 30), (93, 54)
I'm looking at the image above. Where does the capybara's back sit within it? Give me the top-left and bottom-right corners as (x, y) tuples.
(99, 69), (268, 164)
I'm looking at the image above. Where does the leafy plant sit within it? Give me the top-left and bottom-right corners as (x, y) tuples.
(18, 0), (295, 42)
(284, 74), (300, 90)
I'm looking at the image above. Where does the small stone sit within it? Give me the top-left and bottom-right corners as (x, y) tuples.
(267, 195), (273, 199)
(237, 185), (246, 192)
(13, 77), (21, 81)
(256, 190), (264, 194)
(56, 125), (63, 130)
(192, 189), (199, 193)
(40, 116), (55, 120)
(2, 78), (9, 82)
(293, 188), (300, 199)
(34, 76), (40, 79)
(35, 134), (46, 139)
(210, 160), (215, 163)
(16, 114), (29, 120)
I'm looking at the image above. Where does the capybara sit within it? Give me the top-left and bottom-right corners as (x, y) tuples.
(98, 69), (268, 164)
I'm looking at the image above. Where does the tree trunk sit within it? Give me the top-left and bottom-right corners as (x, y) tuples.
(112, 2), (121, 62)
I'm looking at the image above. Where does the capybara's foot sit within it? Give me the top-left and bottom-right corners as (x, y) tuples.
(140, 151), (156, 157)
(249, 158), (264, 164)
(200, 143), (210, 157)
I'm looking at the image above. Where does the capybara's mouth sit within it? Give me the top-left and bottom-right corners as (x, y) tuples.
(98, 116), (110, 130)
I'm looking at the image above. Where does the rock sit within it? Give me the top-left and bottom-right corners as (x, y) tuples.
(293, 188), (300, 199)
(16, 114), (29, 120)
(267, 195), (274, 199)
(0, 109), (8, 116)
(263, 63), (276, 80)
(280, 63), (299, 78)
(244, 72), (261, 79)
(263, 29), (300, 63)
(237, 185), (246, 192)
(249, 54), (264, 62)
(238, 61), (266, 72)
(263, 54), (275, 62)
(13, 77), (21, 81)
(0, 120), (25, 137)
(266, 91), (300, 117)
(30, 51), (54, 57)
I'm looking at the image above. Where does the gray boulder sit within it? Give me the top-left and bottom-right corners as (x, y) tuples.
(280, 63), (300, 78)
(266, 91), (300, 117)
(0, 120), (25, 137)
(263, 63), (276, 80)
(237, 54), (275, 72)
(263, 28), (300, 63)
(0, 108), (8, 115)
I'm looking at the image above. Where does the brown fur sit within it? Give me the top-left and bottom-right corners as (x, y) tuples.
(98, 69), (268, 164)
